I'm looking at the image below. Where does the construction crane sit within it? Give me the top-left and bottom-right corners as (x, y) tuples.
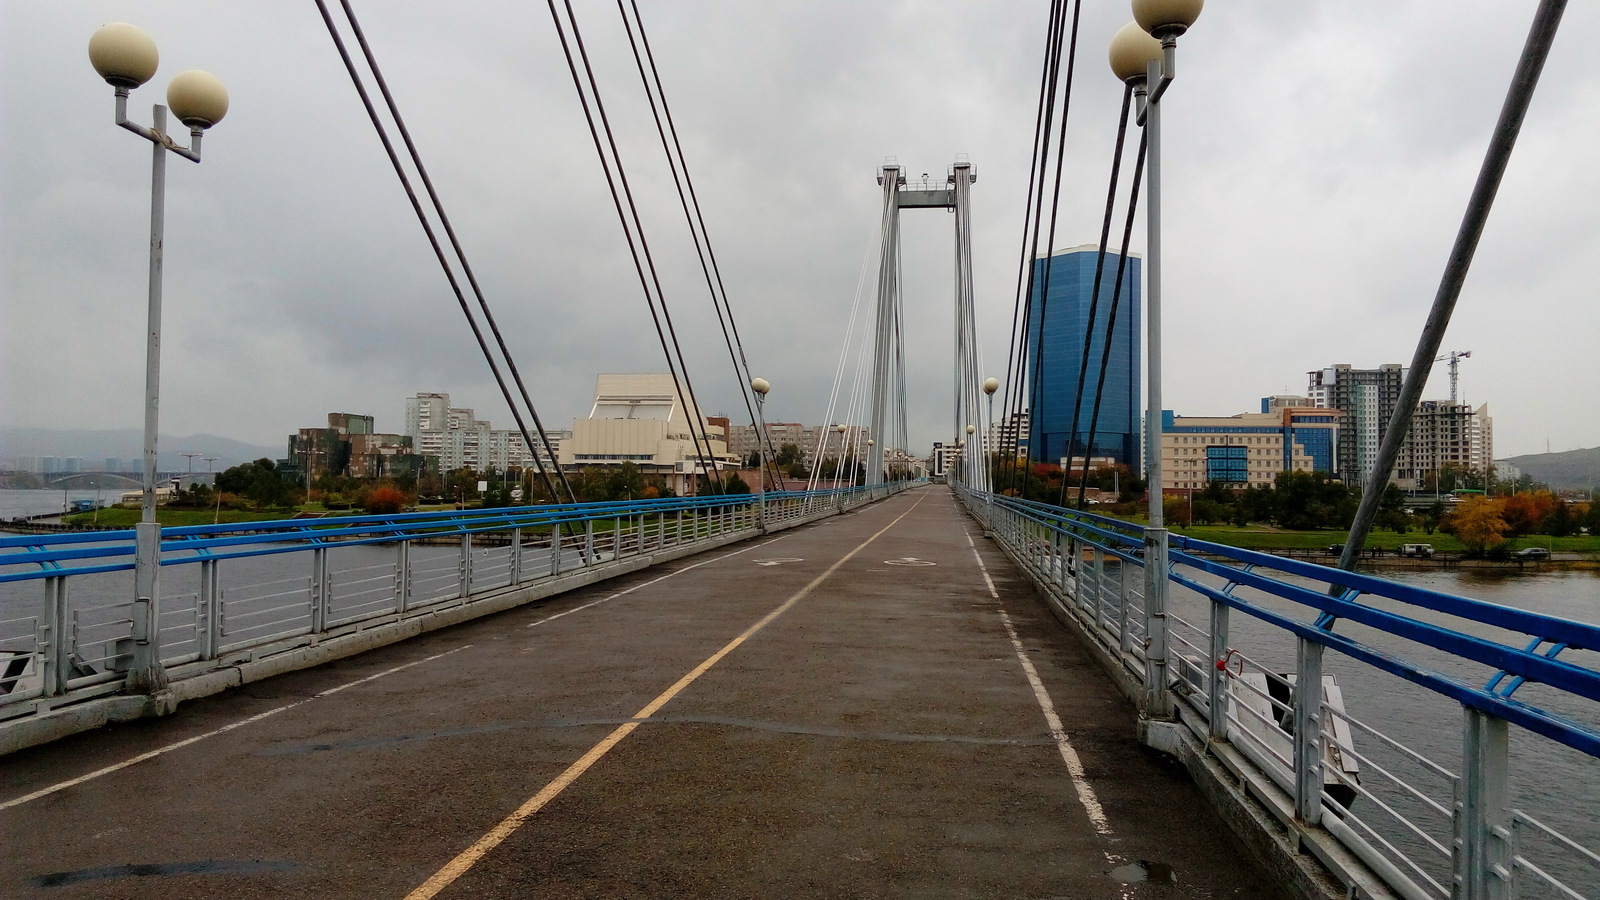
(1436, 350), (1471, 404)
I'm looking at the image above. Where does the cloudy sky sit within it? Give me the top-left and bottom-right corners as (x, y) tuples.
(3, 1), (1595, 461)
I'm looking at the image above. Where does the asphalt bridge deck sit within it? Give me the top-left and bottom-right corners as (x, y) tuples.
(1, 486), (1283, 898)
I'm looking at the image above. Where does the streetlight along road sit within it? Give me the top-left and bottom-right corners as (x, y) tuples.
(88, 22), (228, 694)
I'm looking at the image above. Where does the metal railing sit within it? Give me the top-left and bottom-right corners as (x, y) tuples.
(956, 485), (1599, 900)
(0, 483), (907, 726)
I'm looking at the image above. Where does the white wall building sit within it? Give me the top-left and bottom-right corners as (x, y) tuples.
(559, 374), (732, 494)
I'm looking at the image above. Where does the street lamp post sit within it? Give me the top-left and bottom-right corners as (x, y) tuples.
(1110, 0), (1202, 720)
(965, 424), (977, 488)
(89, 23), (229, 694)
(751, 378), (771, 530)
(983, 377), (1000, 515)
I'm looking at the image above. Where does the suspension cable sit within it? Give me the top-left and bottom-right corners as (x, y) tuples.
(1000, 0), (1070, 498)
(1058, 84), (1134, 506)
(614, 0), (786, 492)
(544, 0), (725, 492)
(1077, 130), (1148, 508)
(315, 0), (571, 503)
(1025, 0), (1085, 485)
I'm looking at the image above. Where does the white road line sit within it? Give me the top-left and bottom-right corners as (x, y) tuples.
(0, 645), (472, 812)
(526, 536), (788, 628)
(965, 531), (1112, 836)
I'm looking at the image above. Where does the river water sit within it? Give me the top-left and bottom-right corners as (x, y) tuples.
(0, 488), (117, 521)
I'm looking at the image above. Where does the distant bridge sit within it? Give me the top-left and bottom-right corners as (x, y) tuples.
(43, 472), (145, 490)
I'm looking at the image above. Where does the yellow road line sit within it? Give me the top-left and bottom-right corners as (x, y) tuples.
(404, 492), (927, 899)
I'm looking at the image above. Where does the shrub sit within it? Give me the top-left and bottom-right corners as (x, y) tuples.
(364, 485), (407, 514)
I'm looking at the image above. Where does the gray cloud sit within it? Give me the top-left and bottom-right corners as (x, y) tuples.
(3, 1), (1594, 461)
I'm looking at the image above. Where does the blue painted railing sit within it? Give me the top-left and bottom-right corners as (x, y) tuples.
(0, 484), (904, 731)
(957, 486), (1598, 900)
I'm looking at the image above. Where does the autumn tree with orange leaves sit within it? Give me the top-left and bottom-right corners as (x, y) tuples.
(1440, 496), (1510, 555)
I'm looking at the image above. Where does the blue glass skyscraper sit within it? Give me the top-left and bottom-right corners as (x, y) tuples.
(1025, 245), (1142, 472)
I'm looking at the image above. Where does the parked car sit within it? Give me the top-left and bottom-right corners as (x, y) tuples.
(1398, 543), (1435, 558)
(1514, 547), (1551, 561)
(1326, 544), (1344, 554)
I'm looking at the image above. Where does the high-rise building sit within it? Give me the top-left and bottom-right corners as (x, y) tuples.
(404, 391), (555, 473)
(724, 423), (869, 468)
(989, 411), (1030, 459)
(1025, 244), (1143, 472)
(1304, 364), (1493, 490)
(1307, 364), (1405, 487)
(1393, 401), (1493, 491)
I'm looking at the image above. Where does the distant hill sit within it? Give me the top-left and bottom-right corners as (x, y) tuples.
(1498, 446), (1600, 492)
(0, 427), (282, 473)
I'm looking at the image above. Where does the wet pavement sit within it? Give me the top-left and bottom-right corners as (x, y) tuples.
(1, 486), (1286, 898)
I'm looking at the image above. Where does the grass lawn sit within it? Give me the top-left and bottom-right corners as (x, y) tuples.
(64, 507), (305, 528)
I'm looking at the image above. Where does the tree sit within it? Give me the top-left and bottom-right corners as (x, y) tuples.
(775, 443), (803, 467)
(607, 461), (646, 501)
(1271, 471), (1355, 530)
(1501, 491), (1558, 537)
(1441, 496), (1509, 556)
(1544, 498), (1576, 537)
(214, 458), (297, 509)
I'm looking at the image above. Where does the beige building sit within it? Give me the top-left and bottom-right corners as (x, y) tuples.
(1160, 411), (1327, 492)
(559, 374), (733, 494)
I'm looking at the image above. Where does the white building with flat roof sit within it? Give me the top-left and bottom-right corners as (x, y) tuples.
(559, 374), (732, 494)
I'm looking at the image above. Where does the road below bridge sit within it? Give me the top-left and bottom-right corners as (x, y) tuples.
(2, 486), (1284, 898)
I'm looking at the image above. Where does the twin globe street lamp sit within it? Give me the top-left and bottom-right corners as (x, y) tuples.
(1108, 0), (1202, 719)
(89, 22), (229, 692)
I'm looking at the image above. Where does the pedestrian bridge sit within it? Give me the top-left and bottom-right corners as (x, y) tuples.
(1, 486), (1596, 899)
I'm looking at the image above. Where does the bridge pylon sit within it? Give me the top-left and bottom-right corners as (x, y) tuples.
(868, 158), (982, 488)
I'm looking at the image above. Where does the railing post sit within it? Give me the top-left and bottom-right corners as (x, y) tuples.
(1142, 528), (1171, 718)
(199, 559), (219, 660)
(1293, 637), (1324, 825)
(1052, 528), (1065, 588)
(1118, 552), (1133, 646)
(311, 546), (329, 633)
(396, 540), (412, 613)
(550, 523), (562, 577)
(676, 508), (684, 545)
(1207, 597), (1230, 741)
(126, 521), (166, 692)
(584, 520), (595, 564)
(510, 527), (522, 585)
(1456, 707), (1511, 900)
(43, 576), (68, 696)
(1090, 548), (1104, 616)
(458, 534), (472, 598)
